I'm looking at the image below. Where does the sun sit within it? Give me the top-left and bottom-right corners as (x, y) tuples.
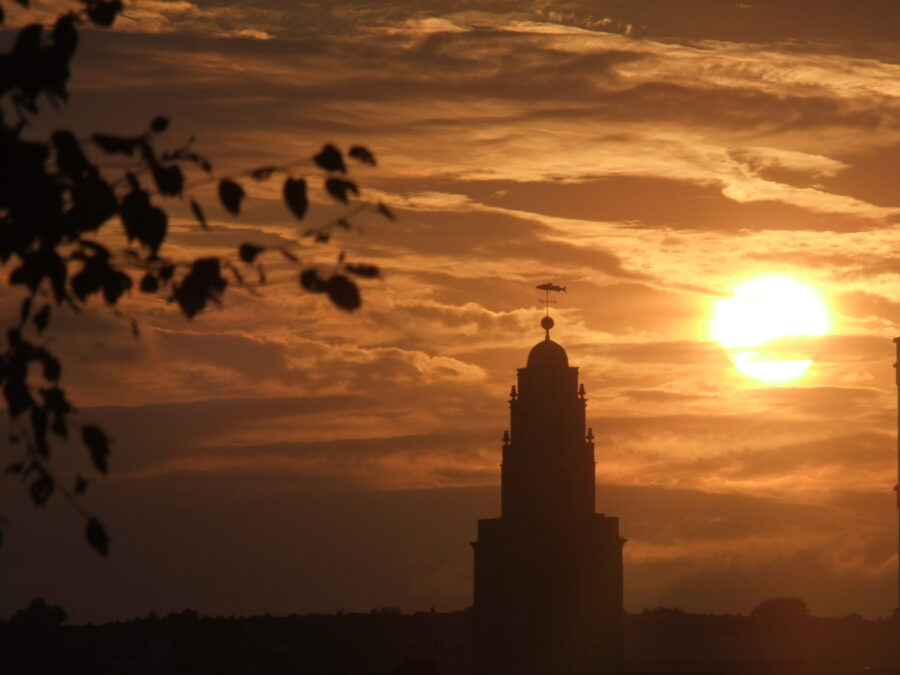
(711, 276), (830, 383)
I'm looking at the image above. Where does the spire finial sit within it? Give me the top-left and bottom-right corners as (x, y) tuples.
(535, 282), (566, 339)
(541, 315), (554, 339)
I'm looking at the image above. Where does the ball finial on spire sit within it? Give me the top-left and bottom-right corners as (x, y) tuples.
(541, 315), (554, 338)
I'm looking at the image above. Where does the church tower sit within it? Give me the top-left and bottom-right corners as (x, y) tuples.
(472, 316), (625, 675)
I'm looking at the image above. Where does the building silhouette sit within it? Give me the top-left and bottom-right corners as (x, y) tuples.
(472, 317), (625, 675)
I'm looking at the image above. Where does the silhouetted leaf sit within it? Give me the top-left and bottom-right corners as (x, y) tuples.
(218, 179), (245, 215)
(299, 268), (327, 293)
(35, 349), (61, 381)
(190, 199), (208, 230)
(158, 265), (175, 283)
(345, 263), (380, 278)
(52, 14), (78, 57)
(377, 202), (396, 221)
(91, 133), (141, 156)
(102, 270), (132, 305)
(173, 258), (227, 318)
(30, 474), (54, 506)
(41, 387), (70, 416)
(10, 249), (68, 301)
(87, 0), (122, 27)
(150, 163), (183, 197)
(31, 406), (48, 457)
(19, 297), (32, 327)
(150, 115), (169, 133)
(313, 144), (346, 173)
(74, 475), (88, 494)
(52, 130), (91, 179)
(349, 145), (376, 166)
(239, 243), (264, 263)
(326, 275), (361, 310)
(82, 425), (110, 474)
(69, 177), (118, 232)
(86, 518), (109, 556)
(4, 462), (24, 475)
(325, 178), (358, 204)
(140, 273), (159, 293)
(120, 189), (167, 255)
(0, 6), (5, 25)
(283, 178), (308, 220)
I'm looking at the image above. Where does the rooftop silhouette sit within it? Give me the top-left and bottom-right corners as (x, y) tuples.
(472, 316), (625, 675)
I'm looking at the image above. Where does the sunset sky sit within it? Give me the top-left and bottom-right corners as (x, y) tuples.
(2, 0), (899, 622)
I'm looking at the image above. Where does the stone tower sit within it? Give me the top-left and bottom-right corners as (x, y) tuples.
(472, 317), (625, 675)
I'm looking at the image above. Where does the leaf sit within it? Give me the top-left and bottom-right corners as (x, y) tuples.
(283, 178), (308, 220)
(150, 163), (184, 197)
(326, 275), (361, 311)
(29, 474), (54, 507)
(82, 425), (110, 474)
(345, 263), (381, 279)
(19, 297), (32, 327)
(91, 133), (141, 156)
(52, 130), (92, 179)
(377, 202), (396, 221)
(150, 115), (169, 133)
(120, 189), (167, 256)
(86, 518), (109, 556)
(69, 177), (118, 233)
(87, 0), (123, 27)
(218, 179), (245, 215)
(313, 144), (346, 173)
(140, 273), (159, 293)
(239, 243), (264, 264)
(348, 145), (376, 166)
(4, 380), (33, 417)
(74, 475), (88, 494)
(4, 462), (24, 475)
(173, 258), (228, 319)
(299, 269), (327, 293)
(31, 406), (48, 457)
(190, 199), (208, 230)
(52, 14), (78, 57)
(102, 270), (133, 305)
(34, 349), (61, 382)
(325, 178), (358, 205)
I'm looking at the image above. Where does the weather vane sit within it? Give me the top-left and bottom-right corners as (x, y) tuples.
(536, 282), (566, 316)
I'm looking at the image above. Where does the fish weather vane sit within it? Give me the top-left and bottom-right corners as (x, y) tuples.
(536, 282), (566, 316)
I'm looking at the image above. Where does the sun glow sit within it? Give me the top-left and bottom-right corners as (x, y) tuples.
(712, 276), (830, 383)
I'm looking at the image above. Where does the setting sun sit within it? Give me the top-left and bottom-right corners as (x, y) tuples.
(712, 276), (830, 382)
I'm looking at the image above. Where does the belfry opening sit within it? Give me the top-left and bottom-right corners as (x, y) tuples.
(472, 317), (625, 675)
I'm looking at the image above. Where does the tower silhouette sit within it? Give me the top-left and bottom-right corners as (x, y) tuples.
(472, 317), (625, 675)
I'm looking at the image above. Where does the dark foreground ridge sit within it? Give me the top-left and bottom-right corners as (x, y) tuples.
(2, 599), (898, 675)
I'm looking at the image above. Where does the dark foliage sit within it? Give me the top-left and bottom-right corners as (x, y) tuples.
(0, 0), (391, 554)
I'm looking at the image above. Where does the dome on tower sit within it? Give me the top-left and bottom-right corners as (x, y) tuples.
(527, 336), (569, 370)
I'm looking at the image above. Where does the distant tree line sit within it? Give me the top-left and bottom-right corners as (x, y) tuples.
(2, 597), (897, 675)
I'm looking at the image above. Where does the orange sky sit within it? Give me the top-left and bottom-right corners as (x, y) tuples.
(1, 0), (899, 621)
